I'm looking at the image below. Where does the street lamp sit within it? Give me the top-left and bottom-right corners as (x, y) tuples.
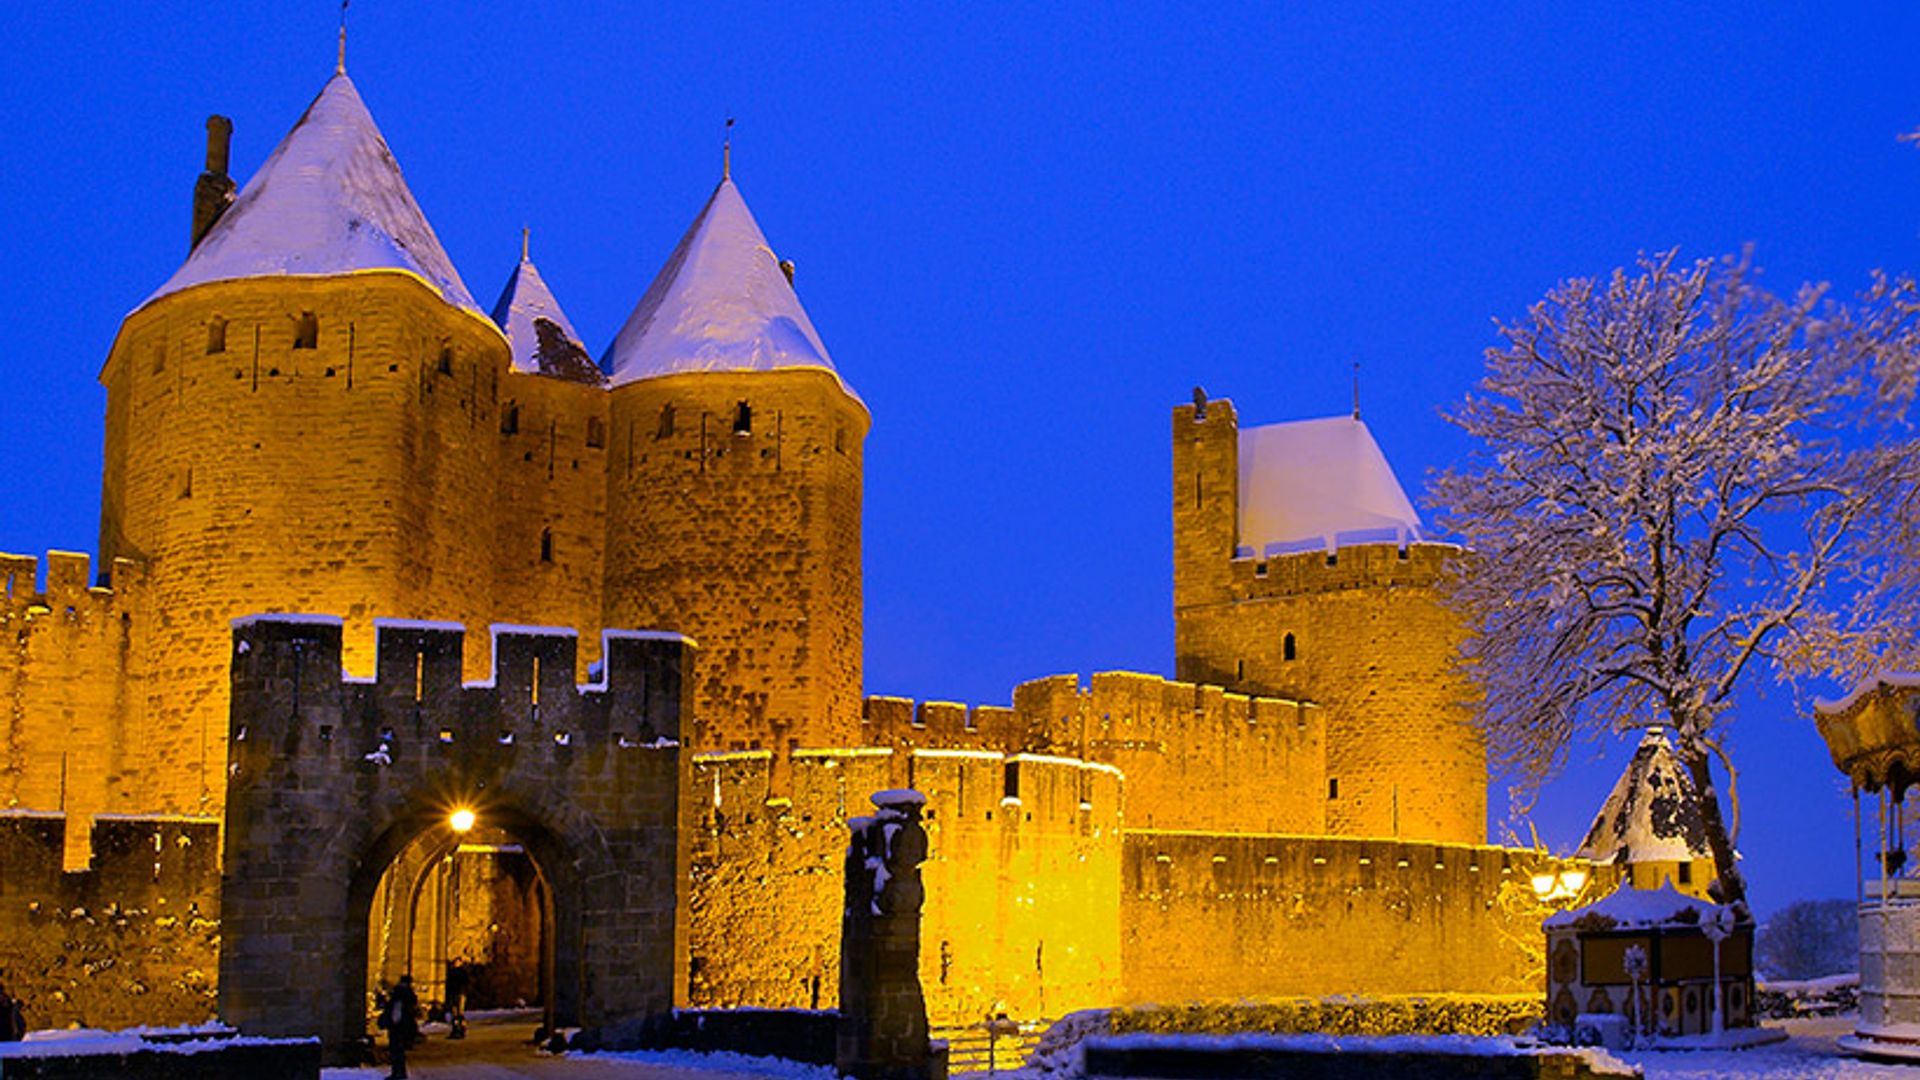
(1530, 867), (1590, 904)
(449, 807), (476, 834)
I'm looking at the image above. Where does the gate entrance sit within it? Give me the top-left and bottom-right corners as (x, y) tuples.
(217, 617), (690, 1063)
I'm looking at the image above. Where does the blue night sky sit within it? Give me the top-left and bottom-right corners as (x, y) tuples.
(5, 4), (1919, 918)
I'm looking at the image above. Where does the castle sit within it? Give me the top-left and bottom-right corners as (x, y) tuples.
(0, 63), (1573, 1049)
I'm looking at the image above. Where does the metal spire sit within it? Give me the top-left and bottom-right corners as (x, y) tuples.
(336, 0), (349, 74)
(1352, 361), (1361, 420)
(521, 225), (530, 263)
(723, 116), (735, 180)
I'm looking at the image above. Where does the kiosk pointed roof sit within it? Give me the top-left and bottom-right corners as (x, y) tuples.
(603, 176), (851, 396)
(144, 71), (480, 314)
(1577, 728), (1713, 866)
(489, 246), (601, 383)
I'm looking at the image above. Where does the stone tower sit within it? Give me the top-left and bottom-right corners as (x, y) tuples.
(98, 72), (511, 814)
(602, 175), (869, 753)
(1171, 394), (1485, 844)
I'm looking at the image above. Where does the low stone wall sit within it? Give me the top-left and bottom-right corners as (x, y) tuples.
(0, 1036), (319, 1079)
(0, 814), (220, 1031)
(1080, 1037), (1630, 1079)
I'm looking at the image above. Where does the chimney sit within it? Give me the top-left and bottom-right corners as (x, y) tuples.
(191, 115), (236, 251)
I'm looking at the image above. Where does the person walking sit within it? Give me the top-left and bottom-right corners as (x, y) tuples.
(384, 973), (420, 1079)
(444, 958), (470, 1040)
(0, 981), (25, 1042)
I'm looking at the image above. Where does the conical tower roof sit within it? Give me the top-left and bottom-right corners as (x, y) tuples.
(489, 245), (601, 383)
(603, 176), (853, 397)
(143, 72), (480, 314)
(1235, 416), (1423, 556)
(1576, 728), (1713, 866)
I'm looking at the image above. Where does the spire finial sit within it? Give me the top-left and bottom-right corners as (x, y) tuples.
(521, 225), (530, 263)
(1352, 361), (1361, 420)
(336, 0), (349, 74)
(723, 116), (735, 180)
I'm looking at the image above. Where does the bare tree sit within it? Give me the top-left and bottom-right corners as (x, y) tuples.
(1431, 250), (1920, 905)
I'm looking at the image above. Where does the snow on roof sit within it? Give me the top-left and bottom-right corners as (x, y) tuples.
(1576, 727), (1712, 866)
(144, 72), (480, 315)
(1813, 671), (1920, 716)
(489, 253), (603, 383)
(603, 177), (855, 398)
(1544, 881), (1731, 930)
(1236, 416), (1422, 556)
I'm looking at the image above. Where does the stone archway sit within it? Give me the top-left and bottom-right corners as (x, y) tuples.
(217, 617), (690, 1064)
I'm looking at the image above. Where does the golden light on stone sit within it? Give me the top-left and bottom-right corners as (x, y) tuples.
(449, 807), (476, 834)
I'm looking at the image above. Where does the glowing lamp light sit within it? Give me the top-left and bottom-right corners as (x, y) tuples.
(1530, 867), (1589, 904)
(1530, 873), (1558, 899)
(449, 808), (477, 834)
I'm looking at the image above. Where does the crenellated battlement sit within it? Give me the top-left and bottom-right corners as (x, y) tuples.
(228, 616), (691, 766)
(0, 549), (145, 620)
(1226, 539), (1461, 598)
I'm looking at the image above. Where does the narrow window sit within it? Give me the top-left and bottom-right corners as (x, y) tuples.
(1677, 862), (1692, 886)
(501, 402), (520, 435)
(207, 317), (228, 354)
(1235, 659), (1245, 681)
(1003, 761), (1021, 800)
(1283, 632), (1297, 661)
(437, 344), (454, 375)
(586, 415), (606, 449)
(539, 528), (554, 563)
(151, 344), (166, 374)
(834, 427), (846, 454)
(656, 403), (676, 439)
(733, 400), (753, 435)
(1328, 777), (1339, 800)
(293, 312), (318, 349)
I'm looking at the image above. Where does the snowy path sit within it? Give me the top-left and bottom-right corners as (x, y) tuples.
(1619, 1017), (1918, 1079)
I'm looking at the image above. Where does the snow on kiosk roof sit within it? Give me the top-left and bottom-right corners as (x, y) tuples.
(1237, 416), (1422, 556)
(1576, 727), (1712, 867)
(604, 176), (858, 401)
(142, 72), (482, 316)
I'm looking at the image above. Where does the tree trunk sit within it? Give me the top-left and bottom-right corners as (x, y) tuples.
(1677, 742), (1747, 906)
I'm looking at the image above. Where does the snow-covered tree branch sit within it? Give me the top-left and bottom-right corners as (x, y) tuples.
(1431, 250), (1920, 905)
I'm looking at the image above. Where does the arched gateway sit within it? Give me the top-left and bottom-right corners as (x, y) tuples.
(217, 616), (689, 1063)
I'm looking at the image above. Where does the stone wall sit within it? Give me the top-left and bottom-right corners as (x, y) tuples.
(1120, 832), (1582, 1004)
(686, 742), (1122, 1026)
(862, 675), (1326, 835)
(1171, 397), (1486, 845)
(0, 814), (220, 1031)
(0, 553), (147, 868)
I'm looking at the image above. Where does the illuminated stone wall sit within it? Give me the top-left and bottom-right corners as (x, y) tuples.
(606, 369), (869, 752)
(0, 813), (220, 1031)
(1172, 398), (1487, 844)
(686, 743), (1121, 1027)
(1120, 832), (1578, 1003)
(0, 553), (148, 868)
(862, 674), (1327, 835)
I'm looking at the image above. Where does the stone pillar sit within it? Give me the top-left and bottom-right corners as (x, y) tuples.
(837, 789), (945, 1080)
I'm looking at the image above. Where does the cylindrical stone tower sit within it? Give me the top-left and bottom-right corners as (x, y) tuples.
(602, 175), (868, 752)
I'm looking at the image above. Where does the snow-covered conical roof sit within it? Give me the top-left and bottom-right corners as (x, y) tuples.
(603, 176), (852, 396)
(1236, 416), (1422, 556)
(489, 250), (602, 383)
(1576, 728), (1713, 866)
(143, 72), (480, 314)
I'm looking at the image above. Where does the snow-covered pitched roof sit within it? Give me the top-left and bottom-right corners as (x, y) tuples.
(1576, 728), (1712, 866)
(489, 253), (602, 383)
(603, 177), (854, 397)
(144, 72), (480, 314)
(1544, 882), (1731, 930)
(1236, 416), (1422, 556)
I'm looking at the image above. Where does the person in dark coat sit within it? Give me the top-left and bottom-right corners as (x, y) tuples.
(444, 958), (470, 1039)
(0, 981), (24, 1042)
(384, 973), (420, 1079)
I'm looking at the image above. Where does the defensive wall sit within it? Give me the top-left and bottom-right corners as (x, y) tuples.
(1172, 396), (1486, 845)
(1120, 831), (1604, 1004)
(861, 672), (1325, 835)
(0, 812), (220, 1031)
(686, 739), (1122, 1027)
(0, 553), (149, 869)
